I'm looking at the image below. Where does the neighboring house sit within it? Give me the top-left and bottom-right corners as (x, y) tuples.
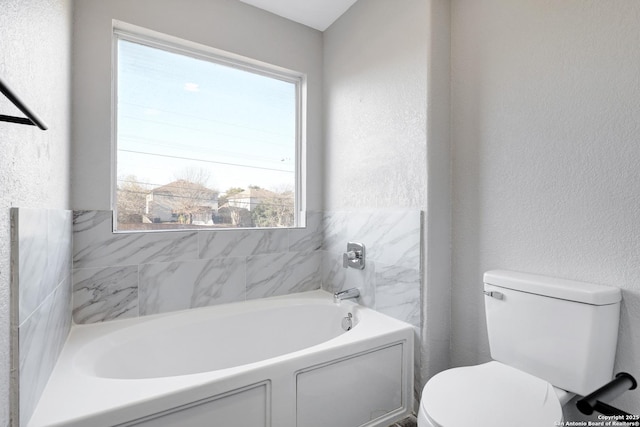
(145, 180), (218, 224)
(227, 187), (280, 211)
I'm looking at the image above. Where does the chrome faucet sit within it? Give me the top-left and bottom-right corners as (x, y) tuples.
(334, 288), (360, 303)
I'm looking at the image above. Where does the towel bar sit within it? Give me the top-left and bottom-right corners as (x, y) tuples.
(576, 372), (637, 416)
(0, 77), (48, 130)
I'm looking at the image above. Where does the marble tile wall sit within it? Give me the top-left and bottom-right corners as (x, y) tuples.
(10, 208), (73, 427)
(71, 209), (421, 330)
(71, 210), (323, 323)
(321, 210), (422, 328)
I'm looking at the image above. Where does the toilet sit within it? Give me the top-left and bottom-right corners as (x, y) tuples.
(418, 270), (622, 427)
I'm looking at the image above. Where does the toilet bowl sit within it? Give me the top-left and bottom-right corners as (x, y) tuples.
(417, 270), (622, 427)
(417, 362), (571, 427)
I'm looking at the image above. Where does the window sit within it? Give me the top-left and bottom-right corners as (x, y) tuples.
(113, 24), (305, 231)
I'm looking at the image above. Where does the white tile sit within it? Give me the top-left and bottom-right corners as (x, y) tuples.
(198, 228), (287, 260)
(17, 208), (49, 324)
(47, 209), (72, 290)
(322, 210), (421, 270)
(72, 266), (138, 324)
(14, 208), (72, 325)
(73, 210), (198, 269)
(19, 280), (71, 426)
(321, 250), (347, 293)
(321, 211), (349, 253)
(246, 251), (321, 299)
(288, 211), (323, 252)
(139, 258), (246, 315)
(350, 210), (421, 270)
(375, 262), (421, 327)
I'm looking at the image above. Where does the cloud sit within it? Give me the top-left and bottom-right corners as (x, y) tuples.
(183, 82), (200, 92)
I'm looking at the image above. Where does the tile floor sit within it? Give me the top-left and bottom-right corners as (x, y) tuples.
(387, 415), (417, 427)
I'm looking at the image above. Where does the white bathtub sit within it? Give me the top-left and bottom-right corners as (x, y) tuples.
(29, 290), (414, 427)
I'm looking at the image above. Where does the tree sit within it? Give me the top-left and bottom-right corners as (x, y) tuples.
(218, 187), (244, 207)
(168, 168), (218, 224)
(116, 175), (148, 223)
(251, 190), (294, 227)
(216, 187), (246, 226)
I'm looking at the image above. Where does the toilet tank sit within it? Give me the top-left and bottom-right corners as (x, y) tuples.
(484, 270), (621, 396)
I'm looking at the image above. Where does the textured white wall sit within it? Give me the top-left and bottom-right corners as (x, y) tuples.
(323, 0), (428, 210)
(72, 0), (323, 211)
(0, 1), (72, 425)
(323, 0), (451, 393)
(452, 0), (640, 413)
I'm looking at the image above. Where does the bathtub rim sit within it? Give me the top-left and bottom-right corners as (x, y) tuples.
(75, 299), (356, 379)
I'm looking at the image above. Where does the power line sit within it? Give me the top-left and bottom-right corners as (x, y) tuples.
(117, 189), (294, 208)
(117, 178), (214, 191)
(117, 178), (219, 192)
(120, 101), (292, 138)
(118, 149), (294, 173)
(117, 178), (293, 197)
(119, 134), (293, 165)
(119, 114), (293, 149)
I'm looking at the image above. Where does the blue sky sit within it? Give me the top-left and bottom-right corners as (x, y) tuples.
(117, 39), (297, 194)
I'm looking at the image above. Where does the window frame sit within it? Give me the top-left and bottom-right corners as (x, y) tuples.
(111, 21), (307, 232)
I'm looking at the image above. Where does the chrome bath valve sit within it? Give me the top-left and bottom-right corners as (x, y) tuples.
(342, 242), (365, 270)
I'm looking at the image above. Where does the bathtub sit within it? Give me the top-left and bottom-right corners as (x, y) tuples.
(29, 290), (414, 427)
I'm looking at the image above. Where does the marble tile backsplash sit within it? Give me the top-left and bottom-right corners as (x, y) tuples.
(71, 210), (323, 323)
(321, 210), (422, 328)
(73, 210), (198, 269)
(71, 209), (421, 329)
(323, 210), (422, 270)
(10, 208), (73, 427)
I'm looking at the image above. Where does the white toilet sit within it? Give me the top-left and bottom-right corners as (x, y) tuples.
(418, 270), (622, 427)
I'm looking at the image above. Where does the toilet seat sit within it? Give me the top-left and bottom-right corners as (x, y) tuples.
(420, 361), (562, 427)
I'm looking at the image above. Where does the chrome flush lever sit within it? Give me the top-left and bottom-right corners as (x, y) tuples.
(483, 290), (504, 300)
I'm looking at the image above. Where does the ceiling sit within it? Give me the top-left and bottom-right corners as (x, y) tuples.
(237, 0), (358, 31)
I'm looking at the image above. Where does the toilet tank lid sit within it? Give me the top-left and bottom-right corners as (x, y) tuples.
(483, 270), (621, 305)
